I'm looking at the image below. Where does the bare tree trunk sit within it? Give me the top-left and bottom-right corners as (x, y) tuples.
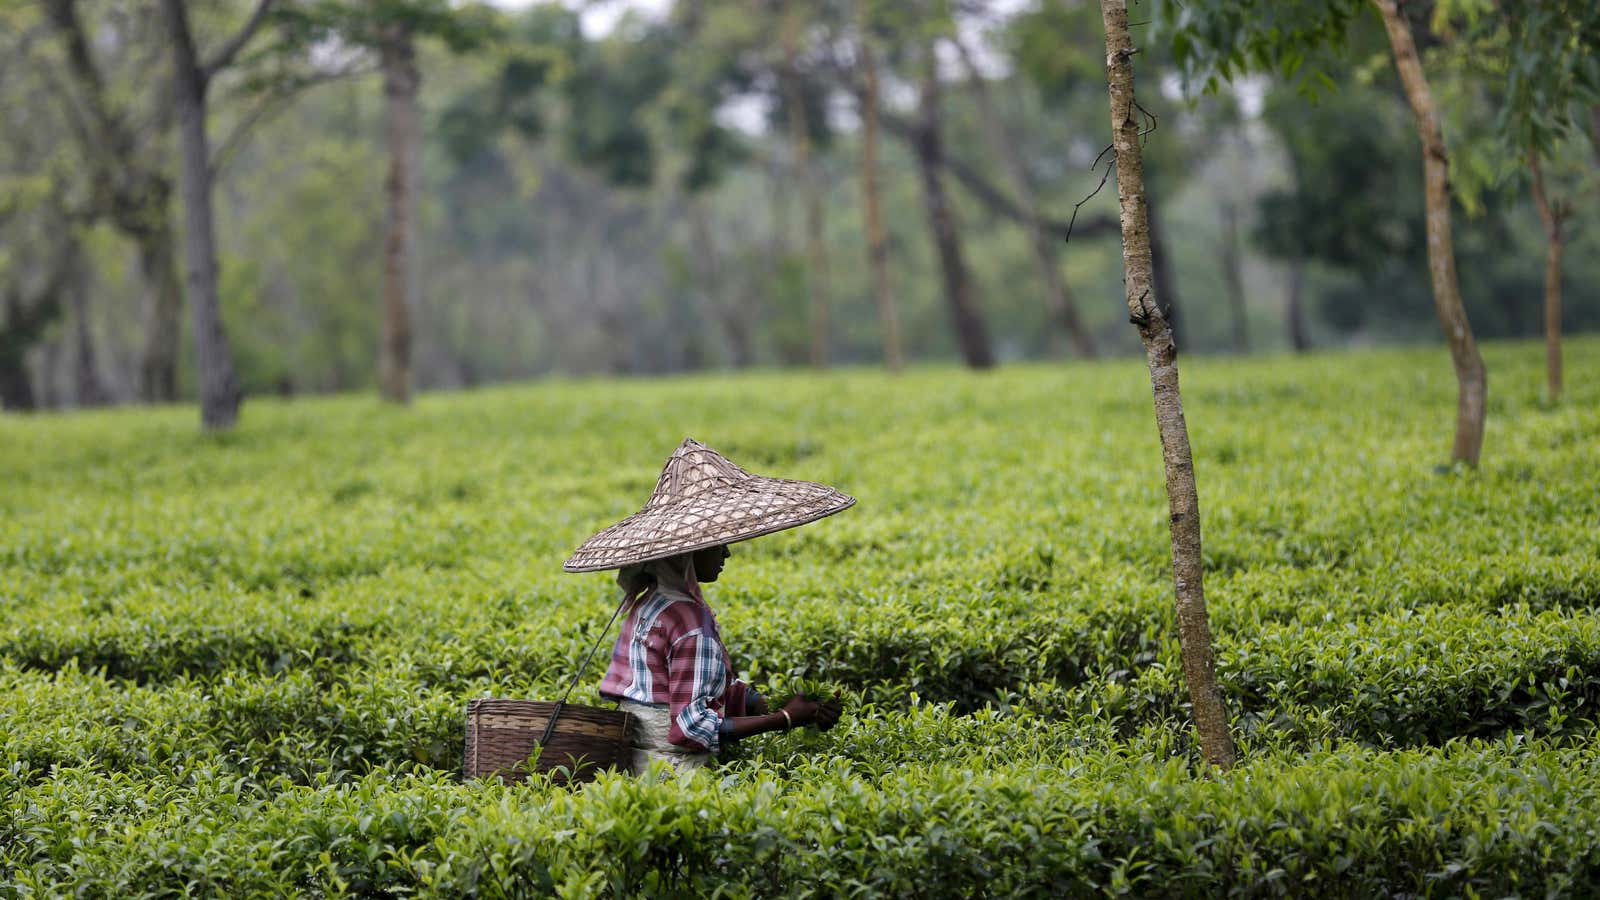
(134, 220), (183, 402)
(689, 200), (753, 368)
(1589, 105), (1600, 167)
(163, 0), (242, 430)
(1220, 202), (1249, 353)
(69, 253), (109, 407)
(379, 25), (418, 405)
(1100, 0), (1236, 771)
(1286, 258), (1311, 352)
(855, 23), (902, 373)
(1146, 192), (1182, 349)
(911, 43), (994, 370)
(0, 293), (45, 411)
(782, 4), (829, 369)
(1528, 153), (1563, 402)
(1373, 0), (1486, 466)
(950, 34), (1096, 359)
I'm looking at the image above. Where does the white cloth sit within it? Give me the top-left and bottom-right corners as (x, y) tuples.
(619, 699), (709, 773)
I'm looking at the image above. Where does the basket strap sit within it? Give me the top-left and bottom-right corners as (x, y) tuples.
(539, 590), (634, 747)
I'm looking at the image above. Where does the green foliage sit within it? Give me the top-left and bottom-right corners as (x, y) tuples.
(3, 341), (1600, 893)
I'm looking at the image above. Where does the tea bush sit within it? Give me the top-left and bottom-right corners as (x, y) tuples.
(3, 338), (1599, 895)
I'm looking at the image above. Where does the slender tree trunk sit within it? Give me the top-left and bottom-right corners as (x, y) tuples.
(0, 357), (34, 410)
(163, 0), (242, 429)
(1220, 202), (1249, 353)
(855, 24), (902, 373)
(379, 25), (418, 405)
(1100, 0), (1236, 771)
(689, 200), (752, 368)
(1146, 192), (1182, 349)
(69, 255), (109, 407)
(782, 4), (829, 369)
(134, 218), (183, 402)
(1589, 105), (1600, 167)
(950, 34), (1096, 359)
(1373, 0), (1486, 466)
(1286, 259), (1311, 352)
(1528, 153), (1563, 402)
(911, 43), (994, 370)
(0, 294), (41, 411)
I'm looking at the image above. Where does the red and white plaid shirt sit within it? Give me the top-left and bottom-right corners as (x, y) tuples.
(599, 585), (751, 752)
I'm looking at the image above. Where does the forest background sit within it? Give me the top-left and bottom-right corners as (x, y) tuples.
(3, 0), (1598, 412)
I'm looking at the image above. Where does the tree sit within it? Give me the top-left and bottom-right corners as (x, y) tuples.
(780, 0), (832, 368)
(949, 29), (1096, 359)
(378, 23), (419, 404)
(1526, 154), (1568, 400)
(161, 0), (279, 429)
(853, 1), (903, 372)
(1162, 0), (1488, 466)
(42, 0), (184, 403)
(289, 1), (495, 405)
(1218, 201), (1250, 353)
(1373, 0), (1485, 465)
(1100, 0), (1237, 771)
(1488, 1), (1600, 402)
(911, 37), (994, 370)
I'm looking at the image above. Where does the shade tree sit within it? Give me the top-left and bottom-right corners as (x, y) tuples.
(1158, 0), (1494, 465)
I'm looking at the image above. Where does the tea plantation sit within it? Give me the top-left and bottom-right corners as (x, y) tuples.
(4, 339), (1599, 897)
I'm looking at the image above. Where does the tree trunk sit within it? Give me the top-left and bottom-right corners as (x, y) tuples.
(0, 355), (34, 411)
(1528, 153), (1563, 402)
(69, 254), (109, 407)
(1100, 0), (1236, 771)
(1146, 192), (1182, 350)
(0, 292), (42, 411)
(855, 23), (903, 373)
(164, 0), (242, 430)
(1220, 202), (1249, 353)
(911, 43), (994, 370)
(782, 4), (829, 369)
(134, 218), (183, 402)
(689, 200), (753, 368)
(950, 34), (1096, 360)
(1286, 259), (1311, 352)
(1373, 0), (1486, 466)
(380, 25), (418, 405)
(1589, 105), (1600, 167)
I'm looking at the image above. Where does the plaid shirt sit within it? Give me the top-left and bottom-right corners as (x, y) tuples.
(599, 587), (750, 752)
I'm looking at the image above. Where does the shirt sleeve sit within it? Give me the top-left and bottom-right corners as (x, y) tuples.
(665, 628), (729, 752)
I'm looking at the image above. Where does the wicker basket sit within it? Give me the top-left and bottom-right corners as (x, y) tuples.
(463, 698), (631, 785)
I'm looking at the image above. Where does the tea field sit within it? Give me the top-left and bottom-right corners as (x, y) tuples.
(3, 338), (1600, 897)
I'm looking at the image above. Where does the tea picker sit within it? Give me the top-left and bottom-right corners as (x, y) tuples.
(464, 439), (852, 782)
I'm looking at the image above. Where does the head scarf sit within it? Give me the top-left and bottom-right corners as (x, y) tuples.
(615, 551), (704, 607)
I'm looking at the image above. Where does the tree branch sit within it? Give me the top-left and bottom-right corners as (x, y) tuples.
(203, 0), (276, 79)
(43, 0), (126, 158)
(877, 108), (1119, 241)
(210, 63), (375, 178)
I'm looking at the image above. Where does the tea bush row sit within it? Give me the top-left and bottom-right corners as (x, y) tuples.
(6, 735), (1599, 898)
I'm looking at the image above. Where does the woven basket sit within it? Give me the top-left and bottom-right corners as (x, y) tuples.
(463, 699), (630, 785)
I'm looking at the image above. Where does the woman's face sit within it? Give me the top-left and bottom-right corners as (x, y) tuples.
(692, 544), (731, 582)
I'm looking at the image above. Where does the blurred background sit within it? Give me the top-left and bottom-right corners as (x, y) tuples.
(3, 0), (1598, 412)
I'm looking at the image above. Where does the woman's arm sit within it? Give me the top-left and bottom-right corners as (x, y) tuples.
(719, 694), (840, 742)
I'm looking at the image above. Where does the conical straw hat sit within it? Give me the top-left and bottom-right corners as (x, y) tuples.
(563, 438), (855, 572)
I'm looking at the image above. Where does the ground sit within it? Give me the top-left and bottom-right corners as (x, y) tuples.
(3, 338), (1598, 895)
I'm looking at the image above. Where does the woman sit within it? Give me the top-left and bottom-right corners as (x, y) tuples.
(565, 439), (852, 772)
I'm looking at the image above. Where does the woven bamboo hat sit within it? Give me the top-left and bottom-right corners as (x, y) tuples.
(563, 438), (855, 572)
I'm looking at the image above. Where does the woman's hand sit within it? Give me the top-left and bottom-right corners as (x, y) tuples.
(781, 694), (843, 731)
